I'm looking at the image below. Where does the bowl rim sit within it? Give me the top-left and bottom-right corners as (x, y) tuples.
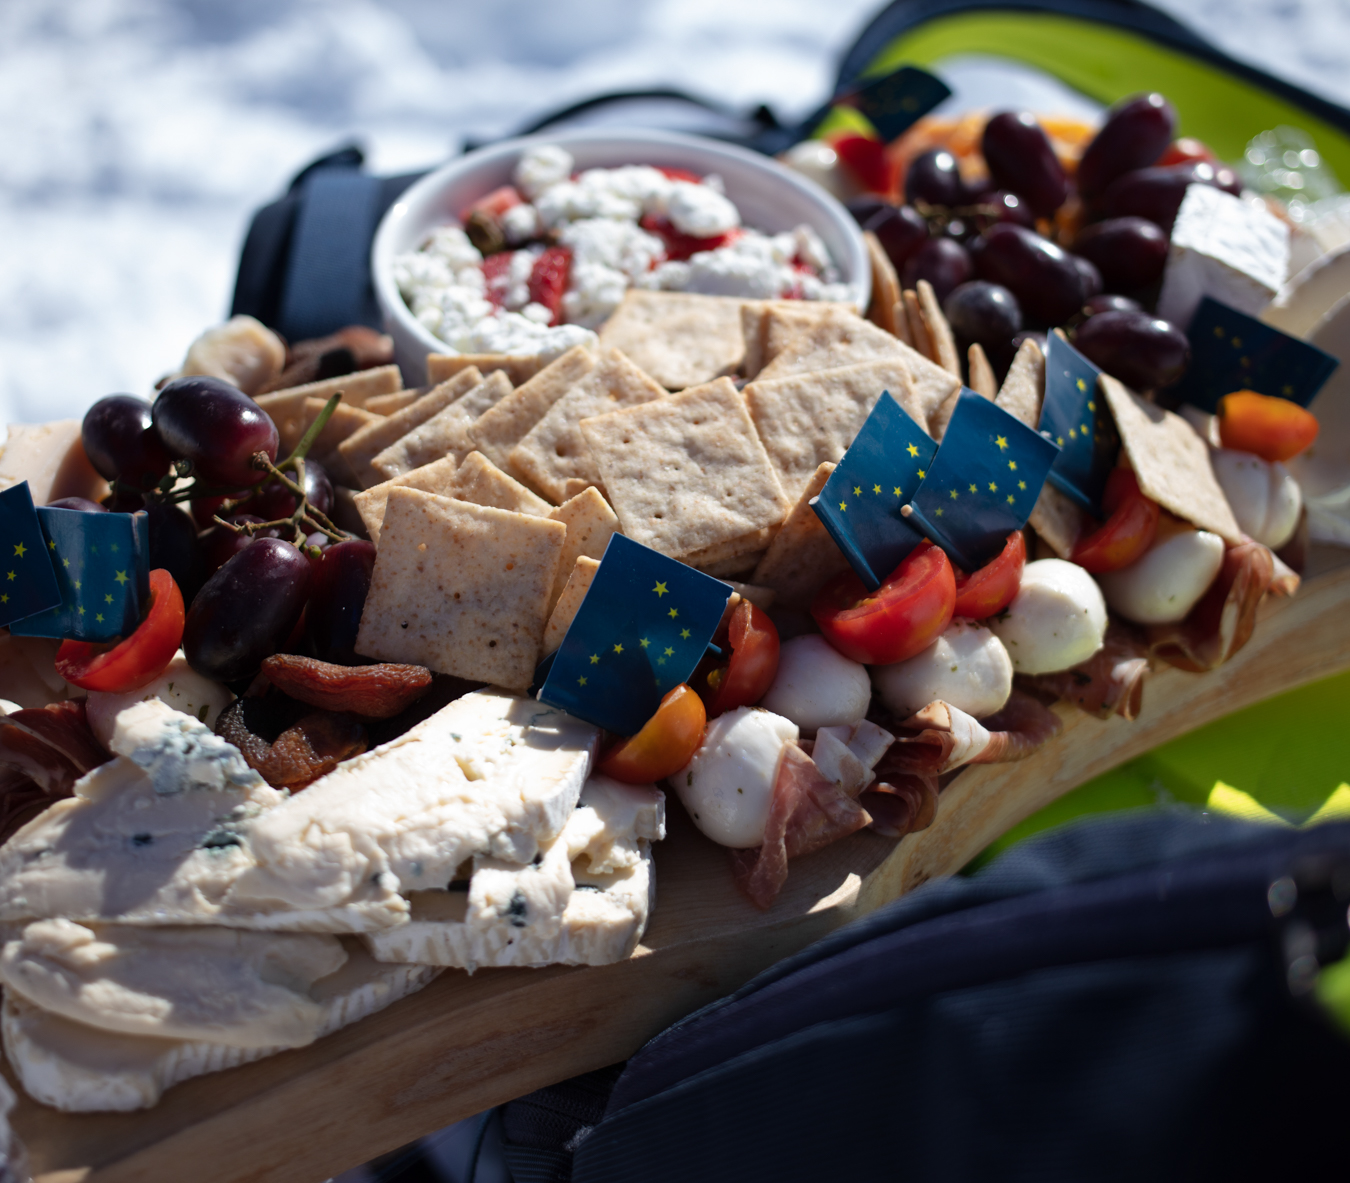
(371, 126), (872, 364)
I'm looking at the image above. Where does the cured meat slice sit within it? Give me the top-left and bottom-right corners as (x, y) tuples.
(0, 768), (51, 845)
(1022, 623), (1150, 720)
(872, 695), (1063, 778)
(860, 773), (940, 839)
(0, 700), (109, 796)
(973, 692), (1064, 762)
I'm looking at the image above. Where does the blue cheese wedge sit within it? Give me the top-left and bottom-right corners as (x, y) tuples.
(1, 941), (440, 1112)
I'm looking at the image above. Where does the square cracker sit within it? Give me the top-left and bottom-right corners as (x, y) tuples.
(288, 399), (379, 459)
(546, 486), (619, 615)
(598, 290), (744, 389)
(370, 371), (513, 481)
(542, 555), (601, 656)
(254, 364), (403, 430)
(426, 353), (548, 387)
(864, 230), (902, 337)
(1099, 374), (1242, 542)
(469, 345), (597, 469)
(967, 343), (997, 399)
(1027, 483), (1083, 558)
(579, 377), (788, 561)
(750, 462), (850, 607)
(443, 451), (552, 517)
(995, 337), (1045, 428)
(743, 359), (926, 504)
(354, 488), (565, 690)
(365, 389), (423, 416)
(916, 280), (961, 378)
(338, 368), (483, 488)
(353, 456), (459, 544)
(509, 349), (665, 503)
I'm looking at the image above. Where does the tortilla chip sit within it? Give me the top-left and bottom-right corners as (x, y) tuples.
(354, 488), (565, 689)
(370, 371), (513, 481)
(579, 377), (789, 561)
(902, 289), (934, 364)
(597, 290), (743, 389)
(864, 231), (902, 337)
(1027, 483), (1083, 558)
(426, 354), (548, 387)
(469, 345), (597, 469)
(285, 399), (379, 460)
(541, 555), (601, 656)
(916, 281), (960, 378)
(353, 456), (460, 544)
(1099, 374), (1242, 542)
(750, 462), (850, 607)
(253, 365), (403, 433)
(995, 338), (1045, 428)
(546, 486), (619, 615)
(444, 451), (552, 518)
(365, 389), (423, 416)
(509, 349), (665, 503)
(338, 368), (483, 488)
(743, 359), (927, 503)
(968, 343), (997, 398)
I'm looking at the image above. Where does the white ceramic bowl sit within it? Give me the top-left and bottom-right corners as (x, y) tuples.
(371, 128), (871, 383)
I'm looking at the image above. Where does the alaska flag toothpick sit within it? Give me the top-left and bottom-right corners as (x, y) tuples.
(905, 390), (1060, 573)
(9, 507), (150, 641)
(1040, 333), (1120, 516)
(0, 482), (63, 629)
(812, 393), (936, 590)
(537, 534), (731, 737)
(1173, 296), (1339, 411)
(846, 66), (952, 143)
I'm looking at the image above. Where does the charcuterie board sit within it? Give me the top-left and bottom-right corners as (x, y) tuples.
(8, 551), (1350, 1183)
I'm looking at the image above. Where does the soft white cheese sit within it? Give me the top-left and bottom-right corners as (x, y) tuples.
(1097, 526), (1225, 624)
(1210, 448), (1302, 549)
(758, 634), (871, 733)
(987, 559), (1108, 675)
(872, 620), (1013, 720)
(85, 652), (233, 748)
(666, 181), (740, 237)
(513, 145), (574, 201)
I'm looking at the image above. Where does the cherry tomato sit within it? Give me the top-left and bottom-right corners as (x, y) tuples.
(953, 531), (1026, 619)
(55, 569), (185, 693)
(466, 184), (522, 221)
(598, 684), (706, 785)
(657, 166), (703, 184)
(1071, 468), (1161, 573)
(1158, 137), (1217, 167)
(1217, 390), (1319, 462)
(811, 540), (956, 665)
(700, 601), (780, 716)
(830, 134), (899, 196)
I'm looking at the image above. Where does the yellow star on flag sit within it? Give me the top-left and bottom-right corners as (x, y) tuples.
(1076, 378), (1086, 392)
(613, 643), (624, 655)
(917, 469), (925, 479)
(104, 593), (113, 604)
(1006, 495), (1015, 504)
(1087, 400), (1096, 412)
(4, 571), (12, 582)
(62, 558), (70, 568)
(114, 570), (128, 585)
(995, 435), (1008, 451)
(680, 628), (691, 639)
(872, 484), (881, 495)
(664, 647), (674, 657)
(839, 501), (847, 511)
(652, 581), (668, 597)
(47, 540), (55, 551)
(668, 608), (678, 619)
(1018, 480), (1027, 490)
(639, 637), (650, 649)
(0, 594), (7, 605)
(968, 483), (977, 494)
(988, 482), (997, 493)
(906, 443), (920, 457)
(1008, 460), (1017, 471)
(12, 543), (26, 558)
(96, 613), (104, 623)
(590, 653), (600, 664)
(853, 485), (862, 496)
(949, 489), (959, 500)
(578, 676), (588, 686)
(893, 486), (902, 497)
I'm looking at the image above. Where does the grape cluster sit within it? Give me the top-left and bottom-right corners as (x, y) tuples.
(849, 92), (1220, 392)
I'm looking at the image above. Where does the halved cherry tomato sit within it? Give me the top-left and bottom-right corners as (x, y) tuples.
(527, 246), (573, 325)
(464, 184), (522, 221)
(597, 684), (706, 785)
(811, 540), (955, 665)
(1071, 468), (1160, 573)
(656, 167), (703, 184)
(829, 134), (899, 196)
(639, 213), (737, 261)
(1217, 390), (1319, 462)
(55, 569), (184, 693)
(700, 600), (780, 716)
(953, 531), (1026, 619)
(1158, 137), (1217, 167)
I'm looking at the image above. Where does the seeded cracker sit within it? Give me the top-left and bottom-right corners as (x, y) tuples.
(426, 353), (548, 386)
(339, 368), (484, 488)
(542, 555), (601, 655)
(546, 486), (619, 615)
(443, 451), (552, 517)
(371, 371), (513, 481)
(469, 345), (598, 469)
(743, 359), (927, 503)
(597, 290), (745, 389)
(509, 349), (666, 503)
(579, 377), (788, 562)
(1099, 374), (1242, 542)
(355, 488), (565, 689)
(995, 337), (1046, 428)
(353, 457), (459, 544)
(750, 462), (850, 607)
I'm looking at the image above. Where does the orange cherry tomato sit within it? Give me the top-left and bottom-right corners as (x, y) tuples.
(1217, 390), (1320, 462)
(1158, 137), (1217, 167)
(953, 531), (1026, 619)
(811, 540), (956, 665)
(700, 600), (780, 716)
(55, 569), (184, 693)
(597, 684), (707, 785)
(1071, 469), (1161, 573)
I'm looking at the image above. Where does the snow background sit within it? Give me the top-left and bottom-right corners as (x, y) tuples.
(3, 0), (1350, 426)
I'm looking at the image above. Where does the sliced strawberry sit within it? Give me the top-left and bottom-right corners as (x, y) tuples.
(481, 251), (516, 309)
(528, 246), (573, 325)
(657, 166), (703, 184)
(639, 214), (737, 262)
(830, 134), (898, 196)
(465, 185), (523, 222)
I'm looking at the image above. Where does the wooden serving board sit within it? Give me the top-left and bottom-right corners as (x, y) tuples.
(12, 555), (1350, 1183)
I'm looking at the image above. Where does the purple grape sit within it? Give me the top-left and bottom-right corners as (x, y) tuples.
(47, 497), (106, 512)
(979, 189), (1036, 229)
(900, 238), (973, 302)
(1077, 93), (1177, 199)
(240, 460), (334, 523)
(1083, 294), (1143, 317)
(972, 224), (1087, 326)
(81, 395), (172, 490)
(905, 149), (964, 207)
(183, 538), (312, 682)
(145, 501), (204, 603)
(846, 196), (892, 227)
(305, 539), (376, 665)
(943, 282), (1022, 353)
(1072, 254), (1103, 300)
(152, 377), (279, 489)
(1073, 310), (1190, 390)
(1011, 330), (1048, 355)
(199, 514), (276, 578)
(1101, 161), (1243, 232)
(867, 204), (929, 271)
(981, 112), (1069, 216)
(1072, 217), (1169, 291)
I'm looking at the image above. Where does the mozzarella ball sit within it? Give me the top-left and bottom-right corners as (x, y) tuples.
(759, 635), (871, 732)
(987, 559), (1107, 675)
(1211, 448), (1302, 549)
(1097, 529), (1225, 625)
(85, 651), (234, 748)
(872, 620), (1013, 720)
(673, 708), (798, 848)
(779, 141), (862, 202)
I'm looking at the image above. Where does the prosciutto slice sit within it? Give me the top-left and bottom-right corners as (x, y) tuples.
(1147, 539), (1275, 672)
(1022, 623), (1151, 721)
(0, 767), (52, 844)
(860, 774), (940, 839)
(0, 699), (109, 814)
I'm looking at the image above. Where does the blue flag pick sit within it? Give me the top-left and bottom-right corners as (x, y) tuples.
(811, 393), (936, 590)
(904, 390), (1060, 573)
(9, 507), (150, 641)
(536, 534), (731, 736)
(1039, 333), (1120, 516)
(0, 482), (63, 629)
(1172, 296), (1339, 412)
(846, 66), (952, 144)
